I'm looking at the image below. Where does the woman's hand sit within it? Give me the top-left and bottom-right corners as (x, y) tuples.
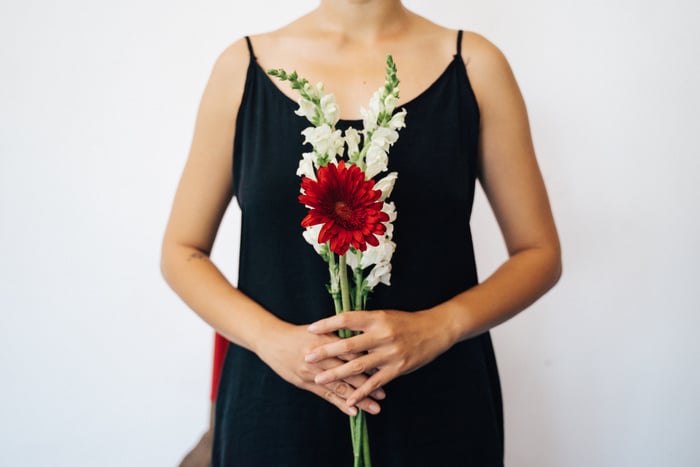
(254, 322), (386, 416)
(304, 309), (455, 408)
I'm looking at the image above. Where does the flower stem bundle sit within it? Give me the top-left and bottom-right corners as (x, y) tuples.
(269, 55), (407, 467)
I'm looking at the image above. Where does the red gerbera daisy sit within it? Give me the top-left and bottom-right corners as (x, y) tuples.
(299, 160), (389, 256)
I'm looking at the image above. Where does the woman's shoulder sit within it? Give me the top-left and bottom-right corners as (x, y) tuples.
(458, 30), (519, 102)
(460, 31), (509, 67)
(195, 38), (252, 117)
(213, 37), (252, 76)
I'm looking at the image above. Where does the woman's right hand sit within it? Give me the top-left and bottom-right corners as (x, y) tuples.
(254, 321), (385, 416)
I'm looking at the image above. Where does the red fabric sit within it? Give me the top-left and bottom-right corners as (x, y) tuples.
(211, 332), (230, 401)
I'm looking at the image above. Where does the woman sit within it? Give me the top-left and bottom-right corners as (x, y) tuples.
(162, 1), (561, 465)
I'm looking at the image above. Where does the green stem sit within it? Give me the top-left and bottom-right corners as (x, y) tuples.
(350, 415), (359, 466)
(362, 414), (371, 467)
(352, 411), (364, 467)
(328, 253), (342, 314)
(353, 268), (363, 311)
(338, 254), (351, 313)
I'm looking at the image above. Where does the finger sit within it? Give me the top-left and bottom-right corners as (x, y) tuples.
(307, 311), (374, 334)
(338, 352), (363, 362)
(314, 354), (381, 385)
(314, 357), (386, 400)
(305, 333), (374, 363)
(341, 373), (386, 401)
(309, 384), (358, 416)
(326, 381), (381, 415)
(354, 396), (382, 414)
(346, 370), (394, 408)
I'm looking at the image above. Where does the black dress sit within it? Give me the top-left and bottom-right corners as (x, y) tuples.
(212, 30), (504, 467)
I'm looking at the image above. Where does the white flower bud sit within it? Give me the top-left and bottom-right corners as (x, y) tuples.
(384, 94), (399, 114)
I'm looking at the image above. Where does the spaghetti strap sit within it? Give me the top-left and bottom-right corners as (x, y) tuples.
(245, 36), (256, 60)
(456, 29), (463, 55)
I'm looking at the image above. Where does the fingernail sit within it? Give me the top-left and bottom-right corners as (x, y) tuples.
(348, 406), (358, 416)
(305, 352), (318, 362)
(376, 390), (386, 400)
(368, 402), (380, 414)
(308, 323), (318, 332)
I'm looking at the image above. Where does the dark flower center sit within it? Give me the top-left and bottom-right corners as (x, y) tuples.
(334, 201), (352, 221)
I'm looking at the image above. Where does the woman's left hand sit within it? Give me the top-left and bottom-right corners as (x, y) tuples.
(304, 308), (455, 408)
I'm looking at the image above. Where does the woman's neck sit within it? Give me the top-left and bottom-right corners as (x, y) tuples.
(313, 0), (411, 42)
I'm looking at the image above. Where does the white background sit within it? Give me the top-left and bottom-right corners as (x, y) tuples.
(1, 0), (699, 465)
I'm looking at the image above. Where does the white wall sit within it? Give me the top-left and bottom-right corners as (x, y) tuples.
(1, 1), (698, 465)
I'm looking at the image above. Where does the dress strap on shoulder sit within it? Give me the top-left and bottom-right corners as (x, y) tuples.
(456, 30), (463, 56)
(244, 36), (256, 60)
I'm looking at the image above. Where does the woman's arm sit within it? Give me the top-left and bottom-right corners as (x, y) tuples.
(160, 38), (384, 416)
(305, 32), (562, 407)
(436, 32), (562, 342)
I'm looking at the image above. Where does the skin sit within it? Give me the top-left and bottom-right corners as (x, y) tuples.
(161, 0), (561, 417)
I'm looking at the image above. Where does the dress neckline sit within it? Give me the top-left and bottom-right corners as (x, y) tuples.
(253, 54), (462, 124)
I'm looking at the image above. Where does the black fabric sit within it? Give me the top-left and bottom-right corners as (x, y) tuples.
(212, 31), (504, 467)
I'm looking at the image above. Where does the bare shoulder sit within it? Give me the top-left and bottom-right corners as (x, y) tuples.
(204, 37), (250, 102)
(460, 31), (513, 77)
(458, 31), (522, 113)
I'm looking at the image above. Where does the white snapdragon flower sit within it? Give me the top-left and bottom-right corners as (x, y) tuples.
(328, 130), (345, 158)
(366, 261), (392, 288)
(302, 224), (323, 254)
(384, 221), (394, 240)
(344, 127), (361, 158)
(382, 201), (397, 222)
(374, 172), (398, 201)
(301, 124), (344, 158)
(360, 106), (378, 133)
(365, 145), (388, 179)
(388, 108), (407, 130)
(315, 82), (325, 97)
(320, 93), (340, 126)
(345, 248), (361, 270)
(382, 201), (397, 239)
(296, 152), (317, 180)
(360, 89), (383, 132)
(371, 127), (399, 152)
(361, 238), (396, 269)
(294, 97), (317, 122)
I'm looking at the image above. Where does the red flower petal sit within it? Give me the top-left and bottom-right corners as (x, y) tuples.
(299, 161), (388, 255)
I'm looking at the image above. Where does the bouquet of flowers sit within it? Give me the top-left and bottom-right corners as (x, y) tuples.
(269, 55), (406, 467)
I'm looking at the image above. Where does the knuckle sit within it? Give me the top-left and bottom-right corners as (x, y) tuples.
(350, 360), (366, 374)
(342, 339), (355, 353)
(323, 390), (334, 401)
(333, 382), (351, 396)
